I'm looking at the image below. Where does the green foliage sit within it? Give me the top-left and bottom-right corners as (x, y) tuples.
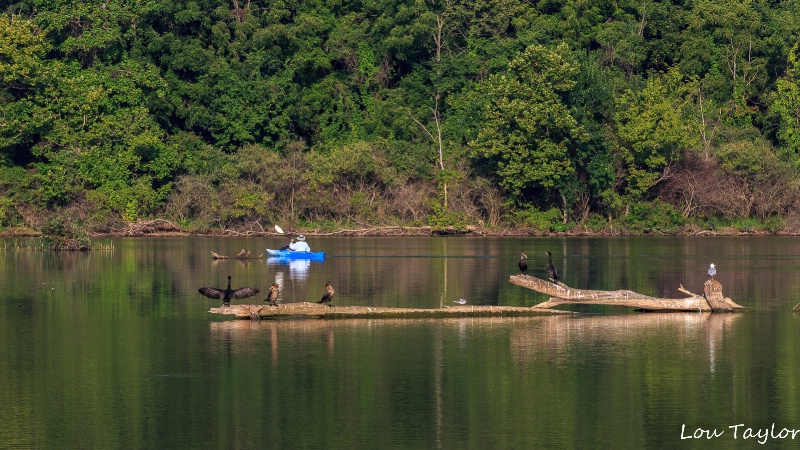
(683, 0), (771, 113)
(219, 182), (274, 223)
(515, 207), (567, 233)
(0, 195), (20, 228)
(582, 213), (612, 233)
(38, 215), (90, 250)
(620, 201), (686, 235)
(427, 203), (468, 234)
(613, 68), (698, 210)
(0, 14), (49, 161)
(0, 15), (48, 100)
(706, 216), (785, 234)
(470, 42), (585, 205)
(348, 191), (378, 223)
(309, 141), (398, 189)
(770, 43), (800, 154)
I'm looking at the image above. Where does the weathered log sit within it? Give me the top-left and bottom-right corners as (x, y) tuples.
(509, 274), (744, 312)
(209, 302), (571, 320)
(510, 275), (657, 301)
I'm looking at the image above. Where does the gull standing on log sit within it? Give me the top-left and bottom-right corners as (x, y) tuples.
(707, 263), (716, 279)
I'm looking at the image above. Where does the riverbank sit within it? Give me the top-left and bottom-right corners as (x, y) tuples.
(0, 218), (787, 238)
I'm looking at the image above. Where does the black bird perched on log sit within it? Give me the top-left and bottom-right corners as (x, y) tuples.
(707, 263), (716, 279)
(545, 251), (560, 282)
(198, 275), (259, 307)
(264, 283), (279, 307)
(318, 281), (335, 308)
(518, 252), (528, 274)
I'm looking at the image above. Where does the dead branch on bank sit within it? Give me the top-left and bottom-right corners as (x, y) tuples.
(118, 219), (185, 236)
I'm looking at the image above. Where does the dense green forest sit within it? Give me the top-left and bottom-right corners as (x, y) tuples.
(2, 0), (800, 235)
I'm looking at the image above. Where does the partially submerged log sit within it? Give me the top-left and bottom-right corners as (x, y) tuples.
(509, 274), (744, 312)
(211, 248), (264, 259)
(209, 302), (571, 320)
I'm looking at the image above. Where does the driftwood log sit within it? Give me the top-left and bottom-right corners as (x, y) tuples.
(209, 302), (571, 320)
(509, 274), (744, 312)
(211, 248), (264, 259)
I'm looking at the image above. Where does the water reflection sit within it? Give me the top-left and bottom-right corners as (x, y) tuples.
(510, 313), (742, 373)
(4, 236), (800, 449)
(266, 257), (314, 279)
(209, 319), (338, 363)
(211, 258), (263, 268)
(204, 312), (746, 448)
(208, 313), (741, 377)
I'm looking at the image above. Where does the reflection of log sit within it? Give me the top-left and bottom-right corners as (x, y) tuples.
(209, 302), (572, 320)
(211, 249), (264, 259)
(509, 274), (744, 312)
(510, 312), (742, 368)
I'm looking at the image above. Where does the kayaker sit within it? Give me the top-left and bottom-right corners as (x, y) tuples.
(288, 234), (311, 252)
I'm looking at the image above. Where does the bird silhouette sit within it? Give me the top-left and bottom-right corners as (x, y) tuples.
(198, 275), (259, 307)
(518, 252), (528, 274)
(545, 251), (560, 282)
(707, 263), (716, 279)
(318, 281), (335, 308)
(264, 283), (279, 307)
(453, 298), (467, 305)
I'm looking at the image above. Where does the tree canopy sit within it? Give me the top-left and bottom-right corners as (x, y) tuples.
(3, 0), (800, 234)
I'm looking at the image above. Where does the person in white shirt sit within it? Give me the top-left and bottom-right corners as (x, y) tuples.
(288, 234), (311, 252)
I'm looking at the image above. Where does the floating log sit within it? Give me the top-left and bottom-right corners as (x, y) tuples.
(211, 249), (264, 259)
(209, 302), (572, 320)
(509, 274), (744, 312)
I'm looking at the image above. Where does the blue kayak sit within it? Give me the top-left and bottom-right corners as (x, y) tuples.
(266, 249), (326, 260)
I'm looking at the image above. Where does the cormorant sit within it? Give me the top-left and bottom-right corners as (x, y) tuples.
(707, 263), (716, 279)
(318, 281), (335, 308)
(264, 283), (279, 307)
(545, 251), (560, 282)
(198, 275), (259, 307)
(518, 252), (528, 274)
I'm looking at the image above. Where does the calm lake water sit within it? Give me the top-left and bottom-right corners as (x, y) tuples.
(1, 236), (800, 449)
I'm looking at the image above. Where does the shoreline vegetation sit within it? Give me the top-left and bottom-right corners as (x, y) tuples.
(0, 218), (789, 240)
